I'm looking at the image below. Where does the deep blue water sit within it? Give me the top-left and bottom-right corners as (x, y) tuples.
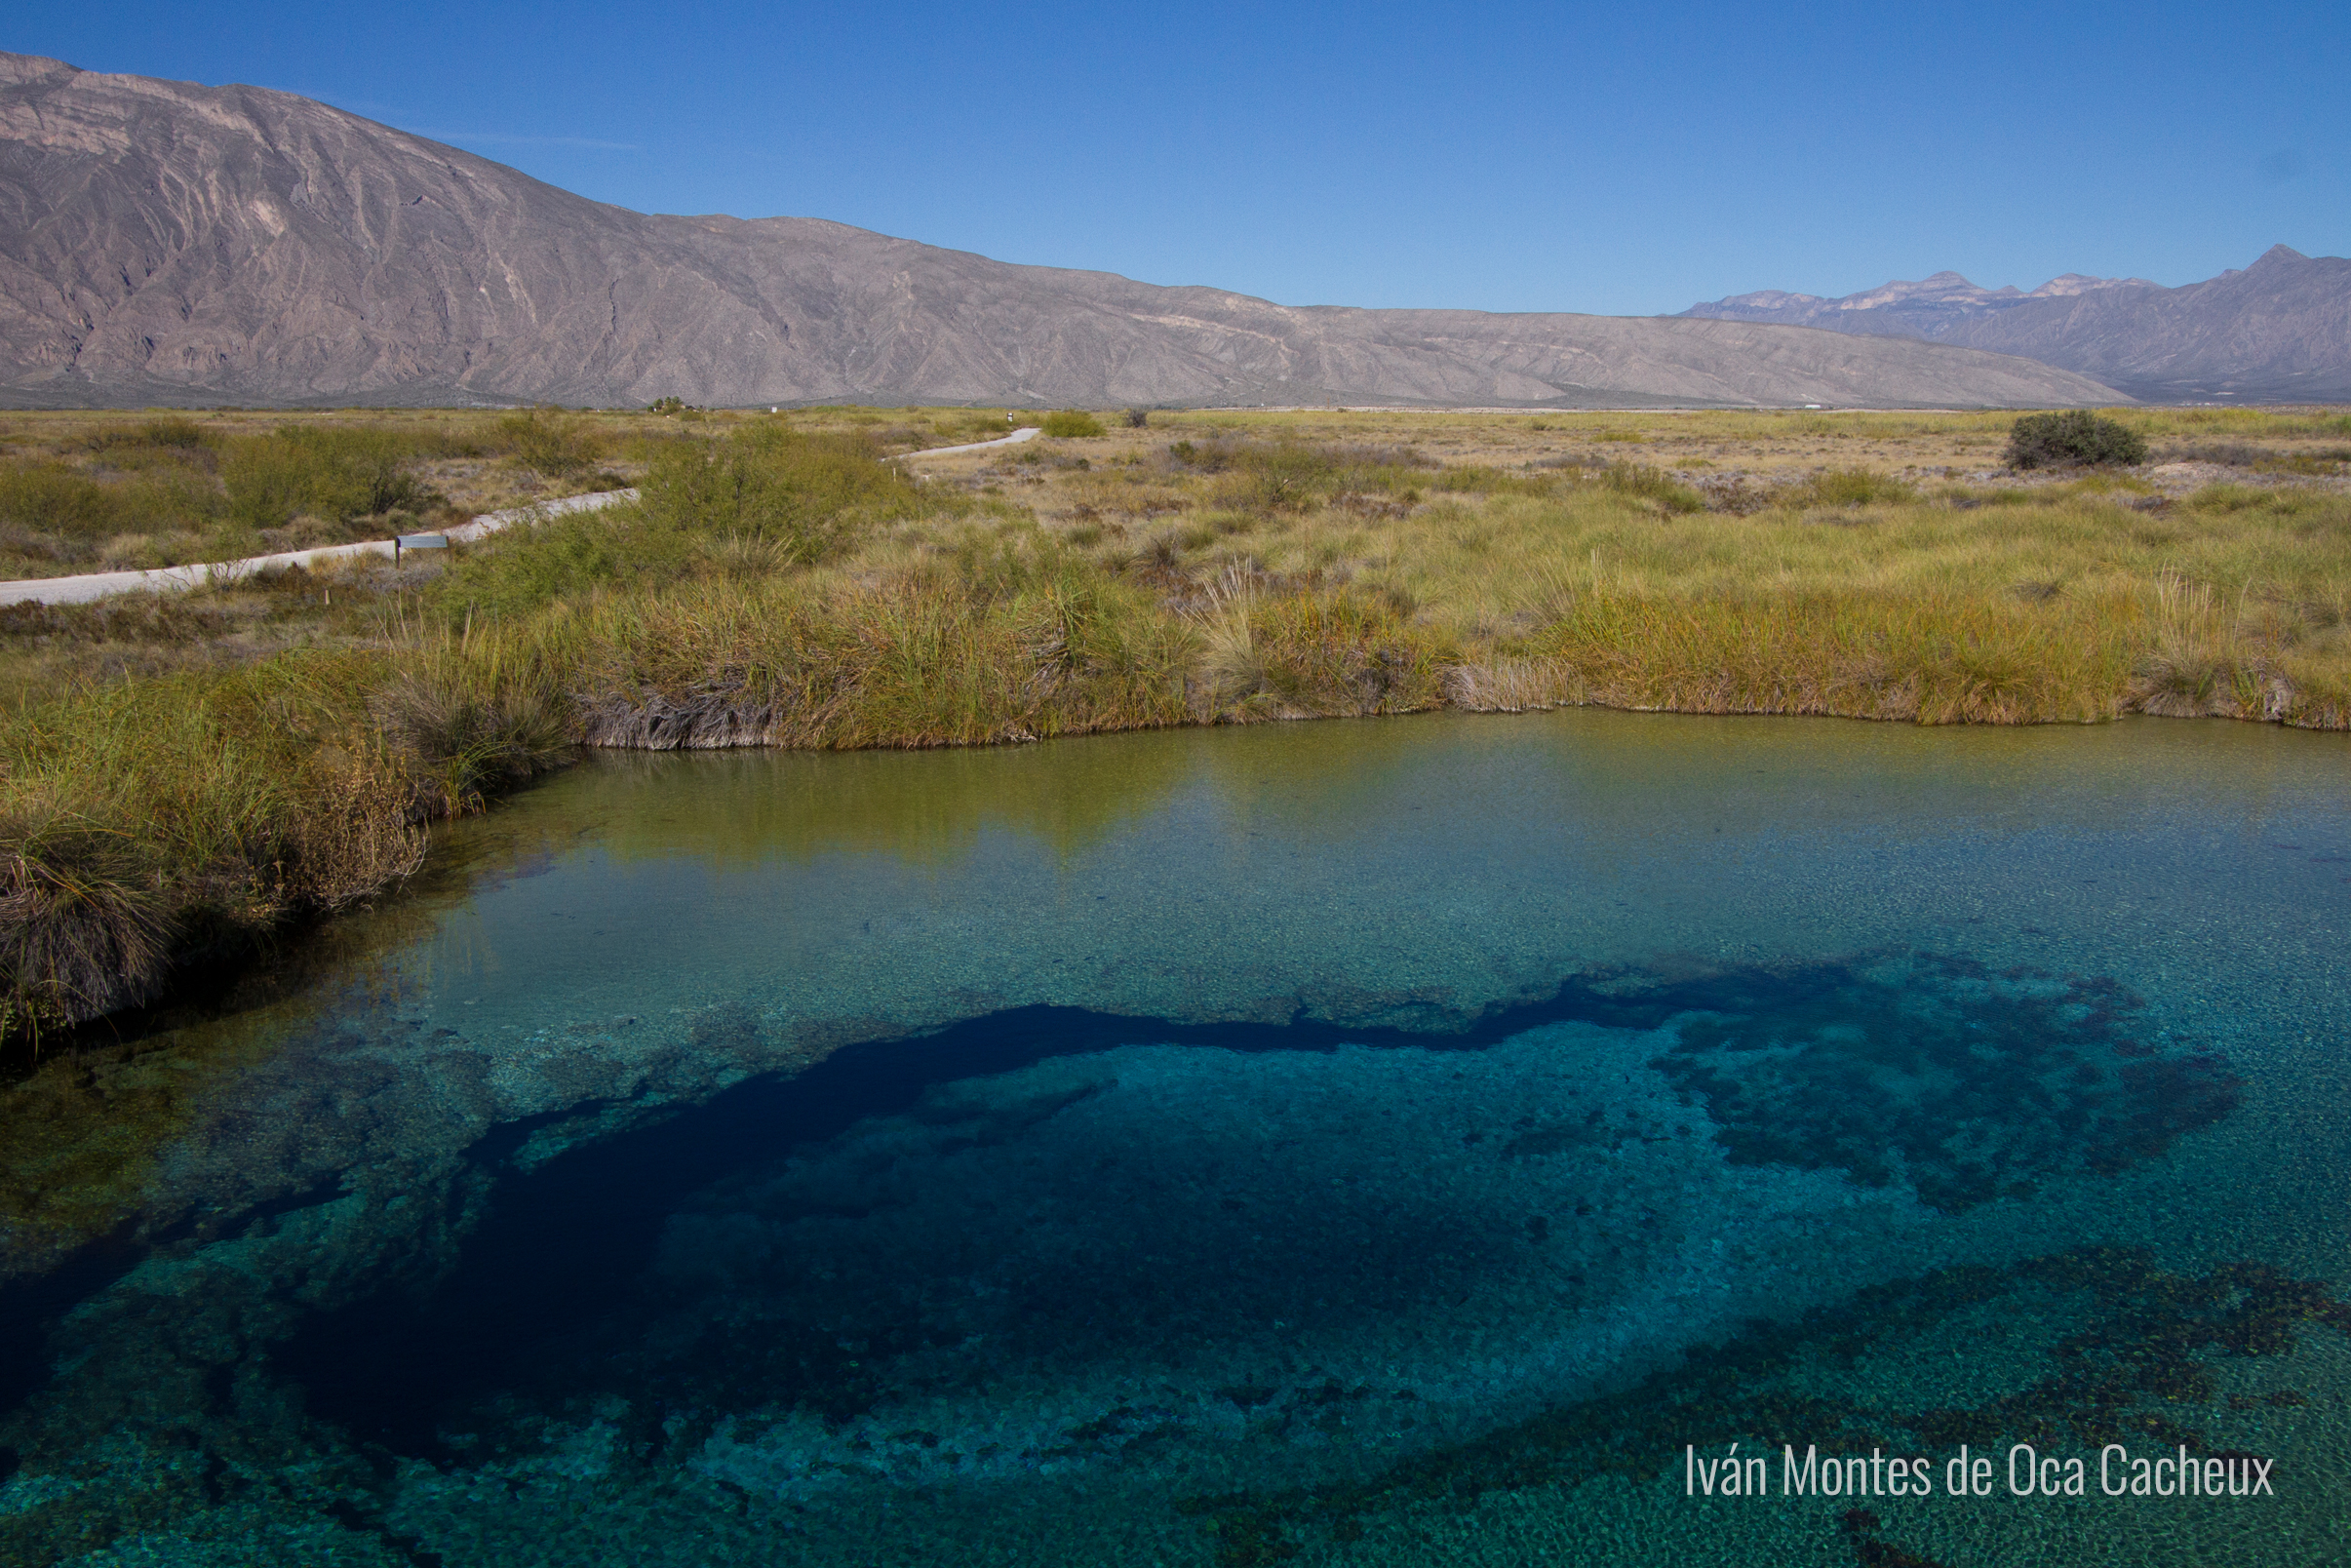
(1, 711), (2345, 1566)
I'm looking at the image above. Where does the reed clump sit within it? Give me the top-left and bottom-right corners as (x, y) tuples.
(0, 637), (571, 1039)
(1523, 588), (2136, 723)
(558, 552), (1198, 750)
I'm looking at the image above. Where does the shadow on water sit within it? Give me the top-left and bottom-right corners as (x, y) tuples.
(280, 950), (2240, 1460)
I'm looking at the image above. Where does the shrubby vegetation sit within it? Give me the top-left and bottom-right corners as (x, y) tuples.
(2006, 411), (2149, 470)
(221, 426), (442, 529)
(1040, 410), (1105, 438)
(435, 425), (943, 619)
(0, 410), (641, 578)
(496, 406), (607, 478)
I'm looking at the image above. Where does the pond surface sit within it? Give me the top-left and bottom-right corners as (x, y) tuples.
(2, 711), (2346, 1567)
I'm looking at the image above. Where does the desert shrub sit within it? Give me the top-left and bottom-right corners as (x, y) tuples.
(1172, 439), (1434, 507)
(0, 459), (226, 564)
(139, 416), (210, 449)
(85, 416), (209, 451)
(432, 503), (672, 619)
(496, 406), (604, 478)
(1124, 408), (1151, 428)
(2162, 441), (2349, 475)
(2006, 412), (2148, 470)
(115, 470), (229, 534)
(442, 426), (944, 617)
(0, 464), (119, 540)
(1041, 411), (1106, 438)
(639, 424), (933, 550)
(2163, 441), (2270, 468)
(222, 428), (436, 528)
(1600, 463), (1705, 514)
(1213, 445), (1339, 513)
(2181, 484), (2275, 515)
(77, 418), (216, 476)
(1795, 468), (1916, 507)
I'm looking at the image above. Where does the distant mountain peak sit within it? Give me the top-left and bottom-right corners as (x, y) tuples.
(1686, 267), (2155, 326)
(1681, 247), (2349, 401)
(0, 53), (73, 85)
(2029, 273), (2159, 297)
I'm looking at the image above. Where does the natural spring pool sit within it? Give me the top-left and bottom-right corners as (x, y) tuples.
(1, 710), (2345, 1566)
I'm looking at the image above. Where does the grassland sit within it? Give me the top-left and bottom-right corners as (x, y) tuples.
(4, 401), (2348, 1039)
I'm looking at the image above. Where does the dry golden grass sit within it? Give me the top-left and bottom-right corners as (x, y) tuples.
(866, 404), (2351, 730)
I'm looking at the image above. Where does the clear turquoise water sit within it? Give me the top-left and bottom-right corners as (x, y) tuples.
(1, 711), (2345, 1566)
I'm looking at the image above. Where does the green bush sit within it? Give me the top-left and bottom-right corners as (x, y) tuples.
(1213, 444), (1343, 513)
(441, 425), (949, 618)
(431, 504), (665, 620)
(0, 461), (226, 562)
(1040, 411), (1106, 438)
(82, 417), (212, 458)
(140, 416), (211, 449)
(2005, 412), (2148, 470)
(496, 407), (604, 477)
(638, 425), (933, 553)
(222, 428), (435, 528)
(0, 465), (119, 539)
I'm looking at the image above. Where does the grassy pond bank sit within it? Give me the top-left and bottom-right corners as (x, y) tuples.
(3, 401), (2348, 1035)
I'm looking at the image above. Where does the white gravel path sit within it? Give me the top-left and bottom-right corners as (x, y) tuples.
(1, 424), (1046, 608)
(0, 488), (641, 607)
(885, 424), (1041, 462)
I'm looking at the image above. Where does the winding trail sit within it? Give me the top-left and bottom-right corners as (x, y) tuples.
(886, 424), (1040, 462)
(0, 489), (641, 608)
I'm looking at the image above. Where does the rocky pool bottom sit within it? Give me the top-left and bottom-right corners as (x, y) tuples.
(4, 953), (2344, 1567)
(0, 714), (2344, 1565)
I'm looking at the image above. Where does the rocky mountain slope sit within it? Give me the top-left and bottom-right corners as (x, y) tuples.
(0, 52), (2123, 411)
(1683, 249), (2350, 402)
(1682, 272), (2158, 341)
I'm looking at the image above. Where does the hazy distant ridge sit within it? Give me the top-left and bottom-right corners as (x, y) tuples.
(1682, 251), (2351, 402)
(0, 52), (2122, 411)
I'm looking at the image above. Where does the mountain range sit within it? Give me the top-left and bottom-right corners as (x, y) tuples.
(1681, 249), (2351, 403)
(0, 52), (2126, 412)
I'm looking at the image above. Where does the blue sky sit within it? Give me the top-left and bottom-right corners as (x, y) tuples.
(14, 2), (2346, 315)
